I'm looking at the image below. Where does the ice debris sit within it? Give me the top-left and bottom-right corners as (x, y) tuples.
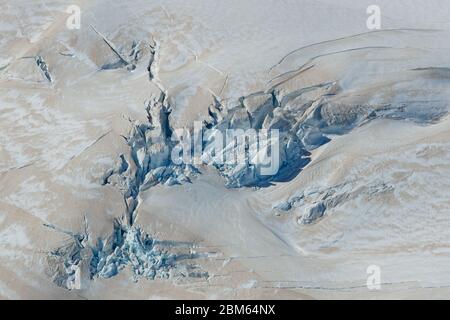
(89, 221), (175, 280)
(35, 55), (52, 82)
(274, 181), (394, 224)
(104, 91), (199, 224)
(107, 77), (448, 190)
(91, 25), (148, 71)
(45, 218), (207, 289)
(44, 219), (89, 290)
(199, 72), (447, 187)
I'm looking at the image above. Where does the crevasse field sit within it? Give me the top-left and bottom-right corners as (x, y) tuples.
(0, 0), (450, 299)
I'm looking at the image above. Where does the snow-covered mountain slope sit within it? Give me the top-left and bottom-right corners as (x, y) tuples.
(0, 0), (449, 299)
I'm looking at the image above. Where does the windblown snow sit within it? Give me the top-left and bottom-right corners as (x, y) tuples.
(0, 0), (450, 299)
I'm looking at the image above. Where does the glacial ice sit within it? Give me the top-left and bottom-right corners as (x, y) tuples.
(91, 25), (148, 71)
(44, 221), (89, 290)
(45, 25), (449, 289)
(104, 49), (449, 191)
(274, 181), (395, 224)
(198, 80), (446, 188)
(46, 39), (206, 289)
(45, 217), (207, 289)
(89, 221), (175, 280)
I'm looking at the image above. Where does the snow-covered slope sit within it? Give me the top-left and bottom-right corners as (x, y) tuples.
(0, 0), (449, 299)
